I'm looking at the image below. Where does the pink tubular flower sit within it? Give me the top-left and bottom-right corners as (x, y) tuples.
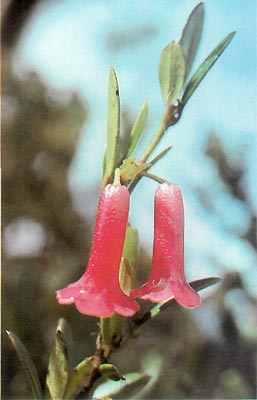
(131, 183), (201, 307)
(56, 184), (139, 318)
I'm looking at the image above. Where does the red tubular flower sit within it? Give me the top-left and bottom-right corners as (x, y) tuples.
(56, 184), (139, 318)
(131, 183), (201, 307)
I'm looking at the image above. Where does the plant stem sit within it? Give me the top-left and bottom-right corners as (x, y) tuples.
(139, 171), (167, 184)
(139, 120), (166, 163)
(81, 348), (106, 397)
(128, 146), (171, 193)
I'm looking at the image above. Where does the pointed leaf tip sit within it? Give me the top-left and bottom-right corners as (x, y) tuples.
(46, 320), (69, 400)
(182, 31), (236, 105)
(7, 331), (42, 399)
(179, 2), (204, 79)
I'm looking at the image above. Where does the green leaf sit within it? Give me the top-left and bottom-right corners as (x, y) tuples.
(190, 276), (222, 292)
(126, 101), (149, 157)
(159, 42), (186, 105)
(64, 356), (94, 399)
(102, 66), (120, 186)
(6, 330), (42, 399)
(99, 363), (125, 381)
(179, 2), (204, 80)
(120, 157), (151, 184)
(93, 372), (151, 399)
(182, 31), (236, 105)
(46, 319), (69, 400)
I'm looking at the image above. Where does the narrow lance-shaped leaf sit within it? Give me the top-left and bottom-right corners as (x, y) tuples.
(102, 66), (120, 186)
(126, 101), (149, 157)
(46, 319), (69, 400)
(182, 31), (236, 105)
(179, 2), (204, 79)
(159, 42), (186, 105)
(6, 331), (42, 400)
(64, 357), (94, 399)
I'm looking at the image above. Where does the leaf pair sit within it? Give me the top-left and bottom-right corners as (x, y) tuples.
(159, 3), (235, 125)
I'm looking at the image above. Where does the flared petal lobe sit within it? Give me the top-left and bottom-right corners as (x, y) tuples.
(56, 184), (139, 317)
(131, 183), (200, 307)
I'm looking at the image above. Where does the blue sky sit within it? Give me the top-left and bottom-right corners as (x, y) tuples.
(12, 0), (257, 305)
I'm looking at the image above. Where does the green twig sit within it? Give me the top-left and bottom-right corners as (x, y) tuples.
(139, 171), (167, 184)
(139, 120), (166, 164)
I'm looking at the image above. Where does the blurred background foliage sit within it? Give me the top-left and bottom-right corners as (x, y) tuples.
(1, 0), (257, 399)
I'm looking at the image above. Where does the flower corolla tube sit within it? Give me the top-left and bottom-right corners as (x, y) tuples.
(56, 184), (139, 318)
(131, 183), (201, 307)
